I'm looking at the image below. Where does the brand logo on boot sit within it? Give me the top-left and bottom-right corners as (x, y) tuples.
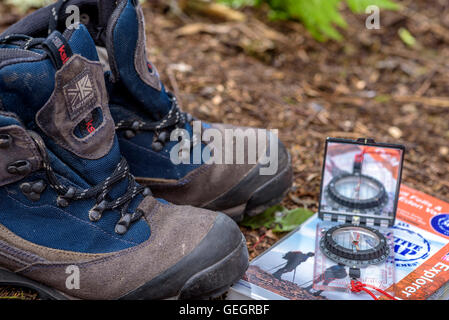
(58, 45), (69, 64)
(63, 71), (95, 118)
(51, 36), (69, 65)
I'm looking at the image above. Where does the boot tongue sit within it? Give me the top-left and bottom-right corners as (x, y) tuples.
(105, 0), (173, 119)
(37, 26), (141, 214)
(36, 26), (121, 186)
(37, 27), (114, 158)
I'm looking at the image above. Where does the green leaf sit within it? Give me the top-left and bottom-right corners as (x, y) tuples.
(217, 0), (260, 8)
(398, 27), (416, 47)
(346, 0), (400, 13)
(240, 205), (284, 229)
(240, 205), (314, 232)
(272, 207), (315, 232)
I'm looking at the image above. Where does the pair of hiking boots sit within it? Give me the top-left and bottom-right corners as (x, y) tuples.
(0, 0), (292, 299)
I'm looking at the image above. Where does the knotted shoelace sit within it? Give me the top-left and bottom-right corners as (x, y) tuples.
(29, 131), (150, 235)
(114, 93), (201, 152)
(115, 93), (192, 133)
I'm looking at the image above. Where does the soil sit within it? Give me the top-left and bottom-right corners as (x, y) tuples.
(0, 0), (448, 299)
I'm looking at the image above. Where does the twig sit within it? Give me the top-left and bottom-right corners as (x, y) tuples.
(393, 95), (449, 108)
(415, 68), (437, 97)
(168, 0), (192, 24)
(401, 9), (449, 44)
(251, 232), (267, 251)
(299, 108), (322, 130)
(179, 0), (246, 22)
(166, 66), (183, 108)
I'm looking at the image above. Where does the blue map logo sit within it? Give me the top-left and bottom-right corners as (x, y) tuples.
(430, 214), (449, 237)
(392, 226), (430, 264)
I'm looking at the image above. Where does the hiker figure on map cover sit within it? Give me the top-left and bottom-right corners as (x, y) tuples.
(305, 264), (348, 296)
(272, 251), (314, 280)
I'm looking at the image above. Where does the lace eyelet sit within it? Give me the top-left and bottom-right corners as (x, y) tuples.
(131, 121), (141, 131)
(142, 187), (151, 197)
(151, 141), (164, 152)
(89, 200), (107, 222)
(56, 196), (69, 208)
(0, 134), (12, 149)
(20, 180), (46, 202)
(7, 160), (32, 175)
(115, 213), (132, 235)
(124, 130), (136, 139)
(56, 187), (75, 208)
(157, 131), (168, 143)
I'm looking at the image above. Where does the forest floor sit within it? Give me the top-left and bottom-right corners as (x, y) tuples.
(0, 0), (448, 299)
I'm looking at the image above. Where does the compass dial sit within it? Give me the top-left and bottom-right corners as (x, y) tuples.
(326, 173), (387, 210)
(334, 176), (380, 200)
(320, 224), (389, 267)
(332, 227), (380, 251)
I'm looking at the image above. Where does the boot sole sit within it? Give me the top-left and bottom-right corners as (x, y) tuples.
(175, 234), (248, 300)
(223, 153), (293, 222)
(0, 268), (71, 300)
(0, 235), (248, 300)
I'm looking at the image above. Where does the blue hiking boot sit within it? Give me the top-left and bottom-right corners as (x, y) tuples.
(0, 25), (248, 299)
(3, 0), (293, 221)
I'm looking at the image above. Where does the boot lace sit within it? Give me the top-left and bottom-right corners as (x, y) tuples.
(115, 93), (200, 152)
(0, 34), (46, 50)
(28, 131), (150, 235)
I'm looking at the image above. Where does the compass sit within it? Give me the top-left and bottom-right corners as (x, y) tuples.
(326, 173), (387, 210)
(319, 224), (389, 267)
